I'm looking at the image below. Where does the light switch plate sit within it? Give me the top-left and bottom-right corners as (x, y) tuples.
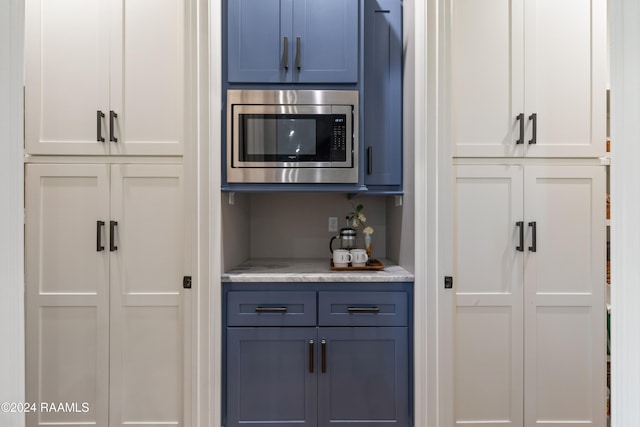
(328, 217), (338, 232)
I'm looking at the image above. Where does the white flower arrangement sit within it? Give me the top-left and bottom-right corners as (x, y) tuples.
(347, 204), (374, 235)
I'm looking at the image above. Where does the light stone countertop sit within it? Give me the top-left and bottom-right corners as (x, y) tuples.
(221, 258), (414, 282)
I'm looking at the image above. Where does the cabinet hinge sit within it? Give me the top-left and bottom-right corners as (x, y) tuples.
(183, 276), (192, 289)
(444, 276), (453, 289)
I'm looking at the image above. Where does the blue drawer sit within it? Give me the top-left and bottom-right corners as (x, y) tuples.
(318, 291), (408, 327)
(227, 291), (317, 326)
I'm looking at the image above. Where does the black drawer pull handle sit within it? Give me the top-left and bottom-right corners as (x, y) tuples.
(254, 307), (288, 313)
(96, 220), (105, 251)
(109, 110), (118, 142)
(321, 339), (327, 373)
(283, 36), (289, 70)
(528, 113), (537, 144)
(516, 113), (525, 144)
(528, 221), (537, 252)
(295, 37), (301, 69)
(97, 111), (105, 142)
(367, 146), (373, 175)
(347, 307), (380, 313)
(516, 221), (524, 252)
(109, 220), (118, 251)
(309, 340), (314, 373)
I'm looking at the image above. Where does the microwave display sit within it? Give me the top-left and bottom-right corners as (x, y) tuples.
(239, 114), (347, 163)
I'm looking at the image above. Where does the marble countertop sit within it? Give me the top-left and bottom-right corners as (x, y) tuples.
(221, 258), (414, 282)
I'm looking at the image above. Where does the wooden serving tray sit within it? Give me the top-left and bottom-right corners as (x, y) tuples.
(330, 259), (385, 271)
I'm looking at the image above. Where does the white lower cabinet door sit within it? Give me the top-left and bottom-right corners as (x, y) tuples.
(26, 163), (188, 427)
(523, 166), (606, 427)
(25, 163), (111, 427)
(109, 164), (186, 427)
(454, 164), (606, 427)
(454, 164), (525, 427)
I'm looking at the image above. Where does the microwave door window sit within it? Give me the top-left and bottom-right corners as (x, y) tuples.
(244, 117), (277, 160)
(277, 119), (316, 159)
(240, 114), (330, 163)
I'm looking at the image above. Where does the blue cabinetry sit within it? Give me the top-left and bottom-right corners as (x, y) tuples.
(224, 283), (411, 427)
(362, 0), (402, 189)
(227, 328), (318, 427)
(227, 0), (358, 83)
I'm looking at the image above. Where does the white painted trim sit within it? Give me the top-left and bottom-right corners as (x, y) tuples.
(609, 1), (640, 425)
(0, 0), (25, 426)
(413, 0), (449, 425)
(195, 0), (214, 426)
(204, 0), (222, 426)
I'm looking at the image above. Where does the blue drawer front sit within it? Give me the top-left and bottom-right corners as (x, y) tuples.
(318, 291), (407, 326)
(227, 291), (317, 326)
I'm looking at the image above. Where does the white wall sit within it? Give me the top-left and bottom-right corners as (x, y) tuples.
(0, 0), (25, 426)
(610, 0), (640, 425)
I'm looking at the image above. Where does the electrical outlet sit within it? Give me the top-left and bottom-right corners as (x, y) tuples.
(328, 217), (338, 232)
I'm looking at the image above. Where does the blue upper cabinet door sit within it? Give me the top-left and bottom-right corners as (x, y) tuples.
(363, 0), (402, 187)
(292, 0), (359, 83)
(228, 0), (293, 83)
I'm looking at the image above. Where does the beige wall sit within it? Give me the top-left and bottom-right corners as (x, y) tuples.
(221, 192), (390, 265)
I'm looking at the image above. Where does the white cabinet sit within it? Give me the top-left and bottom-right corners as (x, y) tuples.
(24, 0), (185, 155)
(450, 0), (607, 158)
(453, 164), (606, 427)
(25, 163), (188, 427)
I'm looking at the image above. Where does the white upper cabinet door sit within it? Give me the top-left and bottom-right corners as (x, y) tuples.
(25, 163), (110, 427)
(109, 164), (187, 427)
(109, 0), (185, 155)
(451, 0), (525, 158)
(453, 165), (525, 426)
(451, 0), (607, 158)
(523, 0), (607, 157)
(523, 166), (606, 426)
(25, 0), (185, 156)
(25, 0), (111, 155)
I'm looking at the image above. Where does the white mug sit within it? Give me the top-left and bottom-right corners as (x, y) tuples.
(351, 249), (369, 267)
(333, 249), (353, 267)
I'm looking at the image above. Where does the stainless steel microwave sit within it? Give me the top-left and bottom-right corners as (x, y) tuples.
(226, 89), (359, 184)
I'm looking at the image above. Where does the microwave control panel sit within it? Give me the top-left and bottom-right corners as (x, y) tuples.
(330, 115), (348, 162)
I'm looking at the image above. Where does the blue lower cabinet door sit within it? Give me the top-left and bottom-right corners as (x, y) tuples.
(317, 327), (409, 427)
(226, 328), (318, 427)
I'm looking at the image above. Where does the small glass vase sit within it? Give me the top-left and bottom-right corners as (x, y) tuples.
(364, 234), (372, 258)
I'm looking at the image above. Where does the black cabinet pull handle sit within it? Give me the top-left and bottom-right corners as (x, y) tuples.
(528, 113), (537, 144)
(283, 36), (289, 70)
(367, 147), (373, 175)
(309, 340), (314, 373)
(347, 306), (380, 313)
(516, 113), (525, 144)
(516, 221), (524, 252)
(254, 306), (288, 313)
(110, 220), (118, 251)
(97, 111), (105, 142)
(321, 339), (327, 373)
(96, 220), (105, 251)
(109, 111), (118, 143)
(295, 37), (301, 69)
(528, 221), (537, 252)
